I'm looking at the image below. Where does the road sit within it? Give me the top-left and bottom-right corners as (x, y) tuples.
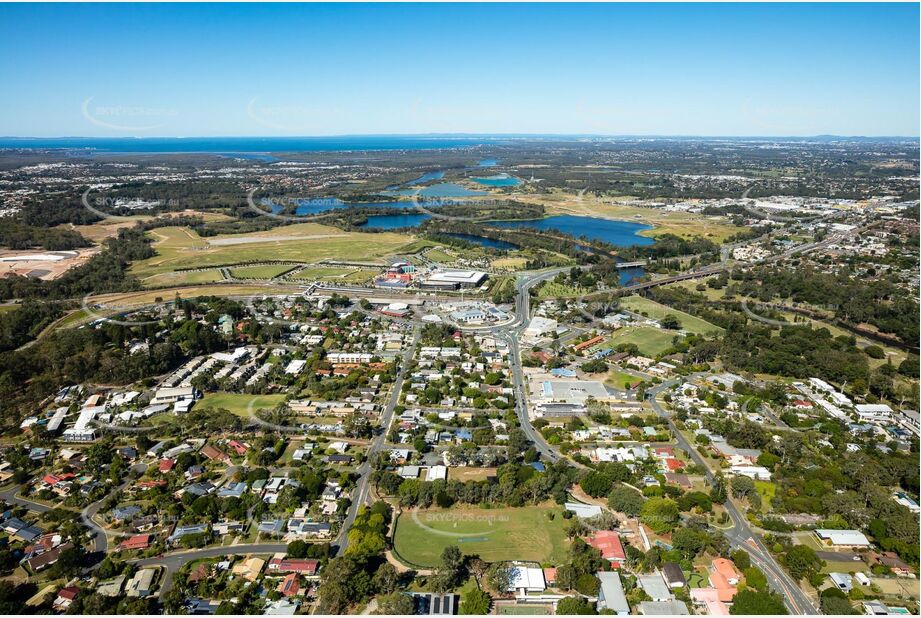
(335, 324), (421, 556)
(646, 379), (819, 614)
(80, 462), (149, 553)
(130, 542), (289, 599)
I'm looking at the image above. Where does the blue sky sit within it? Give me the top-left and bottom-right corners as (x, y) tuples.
(0, 3), (918, 137)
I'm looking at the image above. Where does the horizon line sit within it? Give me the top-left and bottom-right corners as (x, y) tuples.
(1, 133), (918, 140)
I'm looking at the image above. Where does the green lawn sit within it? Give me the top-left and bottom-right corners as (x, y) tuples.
(607, 326), (677, 357)
(754, 480), (776, 514)
(606, 370), (645, 389)
(393, 504), (570, 568)
(197, 392), (286, 417)
(620, 295), (723, 335)
(229, 264), (297, 279)
(142, 269), (225, 288)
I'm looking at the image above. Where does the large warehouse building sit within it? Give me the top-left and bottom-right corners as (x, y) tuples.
(419, 270), (488, 290)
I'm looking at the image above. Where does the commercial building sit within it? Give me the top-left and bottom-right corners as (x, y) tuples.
(419, 270), (487, 290)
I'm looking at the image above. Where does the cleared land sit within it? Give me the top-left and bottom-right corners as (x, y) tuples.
(447, 468), (498, 482)
(392, 504), (569, 567)
(197, 392), (286, 417)
(130, 223), (416, 277)
(607, 326), (677, 357)
(536, 281), (586, 299)
(619, 295), (723, 335)
(290, 267), (377, 284)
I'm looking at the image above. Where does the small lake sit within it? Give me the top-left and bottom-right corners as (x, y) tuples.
(490, 215), (655, 247)
(407, 171), (445, 185)
(442, 233), (519, 250)
(478, 159), (499, 167)
(472, 173), (521, 187)
(358, 213), (431, 230)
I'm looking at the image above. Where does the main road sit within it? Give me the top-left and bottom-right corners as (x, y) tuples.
(646, 378), (819, 614)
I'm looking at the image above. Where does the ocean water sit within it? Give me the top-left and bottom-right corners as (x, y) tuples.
(0, 135), (506, 153)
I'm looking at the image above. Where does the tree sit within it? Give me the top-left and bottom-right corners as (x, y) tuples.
(372, 563), (399, 594)
(581, 471), (613, 498)
(640, 497), (680, 533)
(555, 597), (597, 615)
(377, 592), (415, 615)
(608, 486), (645, 516)
(431, 546), (466, 592)
(783, 545), (823, 582)
(729, 589), (787, 615)
(661, 315), (682, 330)
(731, 550), (751, 571)
(730, 476), (756, 500)
(743, 567), (767, 592)
(672, 528), (707, 560)
(287, 540), (309, 559)
(460, 588), (492, 615)
(486, 563), (514, 593)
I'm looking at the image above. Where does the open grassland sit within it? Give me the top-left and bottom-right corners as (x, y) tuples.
(517, 190), (743, 242)
(197, 392), (286, 417)
(141, 269), (225, 288)
(620, 295), (724, 335)
(130, 223), (417, 277)
(607, 326), (677, 357)
(491, 256), (528, 271)
(393, 504), (569, 567)
(229, 264), (296, 279)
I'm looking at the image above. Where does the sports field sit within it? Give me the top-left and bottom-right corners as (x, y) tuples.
(619, 295), (723, 335)
(607, 326), (677, 356)
(197, 392), (286, 416)
(392, 504), (569, 567)
(142, 269), (225, 287)
(130, 223), (416, 277)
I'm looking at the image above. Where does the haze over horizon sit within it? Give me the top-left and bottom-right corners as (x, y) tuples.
(1, 3), (918, 138)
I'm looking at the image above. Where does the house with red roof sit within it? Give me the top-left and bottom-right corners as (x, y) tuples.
(278, 573), (301, 597)
(267, 558), (320, 577)
(227, 440), (249, 456)
(53, 586), (79, 610)
(583, 531), (626, 564)
(201, 444), (229, 463)
(118, 534), (153, 552)
(158, 459), (175, 473)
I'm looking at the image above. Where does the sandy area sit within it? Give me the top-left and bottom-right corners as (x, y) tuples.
(0, 247), (99, 280)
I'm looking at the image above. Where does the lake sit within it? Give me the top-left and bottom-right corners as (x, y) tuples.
(442, 233), (519, 250)
(357, 213), (431, 230)
(472, 173), (521, 187)
(478, 159), (499, 167)
(267, 198), (418, 216)
(490, 215), (654, 247)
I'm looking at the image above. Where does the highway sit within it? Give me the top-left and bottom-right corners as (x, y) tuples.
(646, 379), (819, 614)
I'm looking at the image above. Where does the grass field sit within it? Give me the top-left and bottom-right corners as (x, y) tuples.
(620, 295), (723, 335)
(290, 267), (376, 284)
(88, 283), (309, 309)
(229, 264), (296, 279)
(425, 249), (455, 263)
(196, 392), (286, 416)
(606, 370), (645, 389)
(536, 281), (586, 299)
(607, 326), (677, 357)
(393, 504), (569, 567)
(448, 468), (497, 482)
(142, 269), (225, 287)
(491, 256), (527, 271)
(130, 222), (415, 277)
